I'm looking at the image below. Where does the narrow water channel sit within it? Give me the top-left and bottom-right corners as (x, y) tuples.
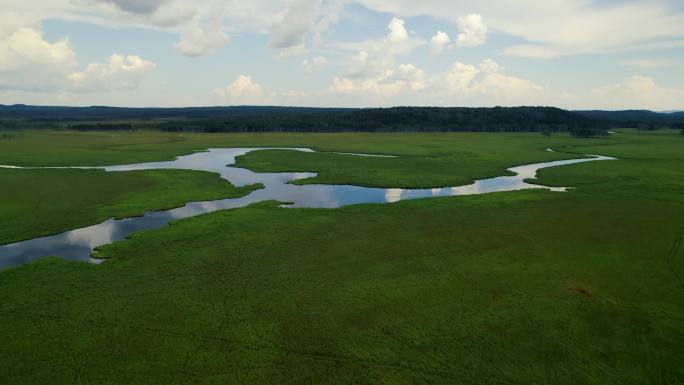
(0, 148), (615, 268)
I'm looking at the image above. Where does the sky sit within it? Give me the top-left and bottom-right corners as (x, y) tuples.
(0, 0), (683, 110)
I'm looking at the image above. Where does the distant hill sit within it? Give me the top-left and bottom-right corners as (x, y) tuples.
(10, 104), (682, 136)
(576, 110), (663, 120)
(155, 106), (606, 135)
(575, 110), (684, 129)
(0, 105), (350, 121)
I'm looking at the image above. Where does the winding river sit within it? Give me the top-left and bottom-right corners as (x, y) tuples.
(0, 148), (615, 269)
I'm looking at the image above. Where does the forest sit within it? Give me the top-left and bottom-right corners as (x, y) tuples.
(2, 104), (683, 136)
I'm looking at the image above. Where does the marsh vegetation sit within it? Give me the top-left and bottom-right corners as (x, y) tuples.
(0, 129), (683, 384)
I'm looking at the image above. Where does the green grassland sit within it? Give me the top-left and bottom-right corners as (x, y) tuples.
(0, 129), (683, 384)
(0, 130), (605, 187)
(0, 168), (261, 244)
(0, 130), (611, 243)
(0, 129), (607, 169)
(537, 129), (684, 205)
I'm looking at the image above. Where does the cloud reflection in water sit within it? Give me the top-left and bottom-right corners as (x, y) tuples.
(0, 148), (615, 268)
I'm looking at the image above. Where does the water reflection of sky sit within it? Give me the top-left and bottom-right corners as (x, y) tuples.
(0, 148), (615, 269)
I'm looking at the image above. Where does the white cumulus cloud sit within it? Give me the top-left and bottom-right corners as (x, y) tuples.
(335, 16), (426, 83)
(269, 0), (320, 55)
(387, 17), (409, 43)
(0, 27), (75, 72)
(479, 58), (501, 73)
(0, 19), (156, 96)
(439, 59), (544, 99)
(328, 58), (549, 107)
(456, 14), (488, 48)
(357, 1), (684, 58)
(586, 75), (684, 110)
(0, 26), (77, 91)
(328, 62), (426, 97)
(215, 74), (268, 104)
(68, 54), (156, 91)
(174, 17), (230, 57)
(430, 31), (450, 55)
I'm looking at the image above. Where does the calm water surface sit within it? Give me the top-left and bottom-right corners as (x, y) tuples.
(0, 148), (615, 268)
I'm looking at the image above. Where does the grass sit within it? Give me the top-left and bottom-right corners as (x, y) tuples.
(0, 168), (261, 244)
(0, 130), (608, 187)
(229, 134), (609, 188)
(0, 129), (683, 384)
(536, 129), (684, 205)
(2, 194), (683, 384)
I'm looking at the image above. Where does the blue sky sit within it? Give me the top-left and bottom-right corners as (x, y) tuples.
(0, 0), (683, 109)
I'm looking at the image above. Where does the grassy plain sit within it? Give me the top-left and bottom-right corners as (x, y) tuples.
(0, 129), (598, 244)
(0, 168), (261, 244)
(0, 129), (683, 384)
(0, 130), (606, 187)
(0, 129), (605, 243)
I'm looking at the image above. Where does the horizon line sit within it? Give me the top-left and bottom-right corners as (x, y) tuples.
(0, 104), (681, 113)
